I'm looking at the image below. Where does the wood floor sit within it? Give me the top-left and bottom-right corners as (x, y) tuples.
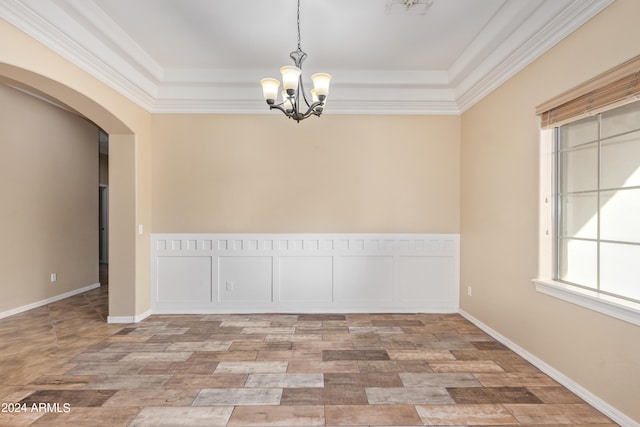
(0, 276), (617, 426)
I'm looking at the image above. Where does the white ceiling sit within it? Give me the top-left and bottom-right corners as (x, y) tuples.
(0, 0), (613, 114)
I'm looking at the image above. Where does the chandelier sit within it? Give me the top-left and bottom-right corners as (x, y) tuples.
(260, 0), (331, 122)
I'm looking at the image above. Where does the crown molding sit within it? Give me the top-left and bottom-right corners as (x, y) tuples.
(456, 0), (615, 112)
(154, 70), (458, 115)
(53, 0), (164, 82)
(151, 98), (461, 115)
(0, 0), (614, 115)
(0, 0), (158, 109)
(447, 0), (545, 87)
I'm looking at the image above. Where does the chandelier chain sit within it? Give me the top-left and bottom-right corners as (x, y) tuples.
(296, 0), (301, 50)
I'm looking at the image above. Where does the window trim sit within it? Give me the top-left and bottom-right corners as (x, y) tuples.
(533, 279), (640, 326)
(535, 128), (640, 326)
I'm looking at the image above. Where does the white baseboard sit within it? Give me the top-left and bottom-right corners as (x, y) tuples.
(459, 309), (639, 427)
(0, 282), (101, 320)
(151, 307), (457, 315)
(107, 309), (152, 324)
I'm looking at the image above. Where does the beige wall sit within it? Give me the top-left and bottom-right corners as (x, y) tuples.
(460, 0), (640, 422)
(0, 84), (98, 313)
(152, 114), (460, 233)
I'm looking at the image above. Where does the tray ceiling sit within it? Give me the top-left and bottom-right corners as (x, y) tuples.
(0, 0), (613, 114)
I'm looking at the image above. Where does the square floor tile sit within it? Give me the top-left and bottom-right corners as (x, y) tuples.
(281, 386), (368, 405)
(129, 406), (233, 427)
(19, 390), (116, 407)
(83, 375), (170, 390)
(193, 388), (282, 406)
(325, 404), (422, 426)
(504, 403), (615, 424)
(214, 361), (288, 374)
(400, 372), (481, 388)
(287, 360), (359, 373)
(366, 387), (454, 404)
(429, 360), (504, 373)
(325, 373), (403, 388)
(163, 374), (247, 389)
(526, 386), (584, 404)
(30, 407), (141, 427)
(27, 375), (96, 390)
(387, 350), (455, 361)
(416, 403), (518, 425)
(447, 386), (543, 404)
(245, 373), (324, 388)
(228, 405), (325, 426)
(323, 350), (390, 361)
(102, 389), (199, 407)
(474, 372), (559, 387)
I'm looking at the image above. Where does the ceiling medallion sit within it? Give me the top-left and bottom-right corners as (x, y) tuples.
(386, 0), (435, 15)
(260, 0), (331, 123)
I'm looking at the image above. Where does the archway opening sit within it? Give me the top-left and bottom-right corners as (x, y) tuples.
(0, 64), (138, 322)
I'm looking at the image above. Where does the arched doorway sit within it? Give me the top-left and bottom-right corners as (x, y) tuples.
(0, 63), (146, 322)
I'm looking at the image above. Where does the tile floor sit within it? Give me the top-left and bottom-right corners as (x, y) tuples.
(0, 274), (618, 426)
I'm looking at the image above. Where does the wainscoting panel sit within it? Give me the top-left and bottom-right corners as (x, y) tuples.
(218, 256), (273, 303)
(151, 234), (459, 314)
(156, 256), (212, 304)
(279, 256), (333, 303)
(335, 256), (395, 303)
(398, 256), (456, 304)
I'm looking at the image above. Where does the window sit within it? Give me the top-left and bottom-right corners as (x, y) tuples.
(534, 55), (640, 325)
(555, 102), (640, 304)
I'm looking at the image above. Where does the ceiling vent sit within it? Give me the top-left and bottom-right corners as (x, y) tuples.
(386, 0), (434, 15)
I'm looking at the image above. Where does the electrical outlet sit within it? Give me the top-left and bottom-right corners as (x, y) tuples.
(467, 286), (472, 297)
(225, 281), (234, 291)
(50, 273), (57, 283)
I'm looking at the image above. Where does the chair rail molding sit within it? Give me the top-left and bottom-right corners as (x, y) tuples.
(151, 233), (460, 314)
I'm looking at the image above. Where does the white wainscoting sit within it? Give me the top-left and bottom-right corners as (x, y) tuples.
(151, 234), (459, 314)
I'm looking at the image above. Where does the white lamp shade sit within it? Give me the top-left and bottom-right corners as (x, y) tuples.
(310, 89), (319, 103)
(260, 78), (280, 101)
(280, 66), (301, 92)
(311, 73), (331, 97)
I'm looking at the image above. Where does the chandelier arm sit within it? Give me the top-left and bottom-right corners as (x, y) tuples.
(298, 101), (324, 119)
(269, 99), (290, 109)
(269, 103), (294, 118)
(265, 87), (323, 122)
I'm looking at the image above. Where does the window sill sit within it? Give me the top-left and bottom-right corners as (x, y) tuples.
(533, 279), (640, 326)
